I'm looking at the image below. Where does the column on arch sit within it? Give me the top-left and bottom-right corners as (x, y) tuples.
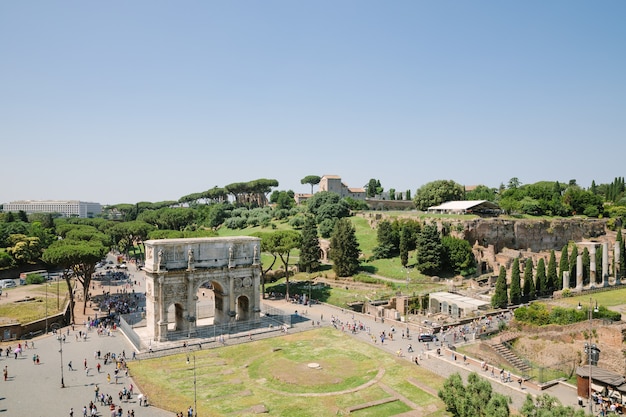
(157, 275), (168, 342)
(186, 273), (197, 332)
(252, 267), (261, 317)
(228, 272), (236, 321)
(212, 278), (229, 325)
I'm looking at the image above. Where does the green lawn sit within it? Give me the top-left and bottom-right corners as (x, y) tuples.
(0, 282), (69, 324)
(129, 327), (446, 417)
(547, 287), (626, 309)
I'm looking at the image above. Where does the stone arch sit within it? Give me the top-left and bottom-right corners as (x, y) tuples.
(172, 302), (186, 331)
(211, 280), (228, 324)
(143, 237), (262, 342)
(236, 295), (250, 321)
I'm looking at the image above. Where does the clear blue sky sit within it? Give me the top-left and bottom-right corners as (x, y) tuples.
(2, 1), (625, 205)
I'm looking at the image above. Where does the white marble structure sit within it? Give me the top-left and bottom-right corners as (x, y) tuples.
(143, 237), (261, 342)
(576, 254), (584, 289)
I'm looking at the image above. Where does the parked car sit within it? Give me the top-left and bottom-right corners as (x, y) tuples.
(0, 279), (17, 289)
(418, 333), (437, 342)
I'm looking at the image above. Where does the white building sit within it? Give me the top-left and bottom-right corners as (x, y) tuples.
(2, 200), (102, 218)
(428, 291), (490, 318)
(427, 200), (500, 216)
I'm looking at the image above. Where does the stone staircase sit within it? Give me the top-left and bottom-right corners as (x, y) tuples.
(486, 332), (532, 375)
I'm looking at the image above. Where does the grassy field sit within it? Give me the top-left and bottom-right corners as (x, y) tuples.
(0, 282), (69, 324)
(130, 327), (446, 417)
(549, 287), (626, 309)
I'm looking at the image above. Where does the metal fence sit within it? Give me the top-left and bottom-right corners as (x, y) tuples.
(119, 304), (292, 352)
(502, 339), (576, 383)
(118, 314), (142, 350)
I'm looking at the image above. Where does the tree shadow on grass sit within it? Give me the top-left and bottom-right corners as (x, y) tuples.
(265, 280), (332, 303)
(359, 265), (378, 274)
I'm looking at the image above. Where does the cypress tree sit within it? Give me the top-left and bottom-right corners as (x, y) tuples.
(299, 216), (321, 273)
(415, 223), (443, 275)
(492, 265), (508, 309)
(621, 235), (626, 281)
(373, 220), (397, 259)
(596, 244), (603, 285)
(558, 244), (569, 289)
(569, 244), (579, 288)
(509, 258), (522, 305)
(522, 259), (535, 302)
(535, 258), (547, 297)
(17, 210), (28, 222)
(582, 247), (590, 285)
(399, 225), (409, 267)
(329, 218), (361, 277)
(547, 250), (557, 293)
(617, 230), (625, 281)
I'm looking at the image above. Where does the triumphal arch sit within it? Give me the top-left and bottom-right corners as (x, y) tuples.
(143, 236), (261, 342)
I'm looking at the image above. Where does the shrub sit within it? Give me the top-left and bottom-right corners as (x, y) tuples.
(288, 216), (306, 229)
(318, 218), (336, 238)
(224, 216), (247, 229)
(273, 209), (290, 220)
(514, 302), (621, 326)
(26, 273), (46, 285)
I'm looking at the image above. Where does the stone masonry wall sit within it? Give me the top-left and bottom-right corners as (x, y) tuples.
(462, 218), (607, 253)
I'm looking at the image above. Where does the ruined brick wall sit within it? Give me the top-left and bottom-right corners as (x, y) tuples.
(463, 218), (607, 252)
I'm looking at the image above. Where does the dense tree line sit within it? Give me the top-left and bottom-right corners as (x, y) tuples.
(486, 241), (626, 308)
(2, 173), (625, 287)
(413, 177), (625, 219)
(440, 372), (586, 417)
(372, 218), (477, 276)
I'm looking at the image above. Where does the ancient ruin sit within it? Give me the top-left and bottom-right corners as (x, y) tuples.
(143, 237), (261, 342)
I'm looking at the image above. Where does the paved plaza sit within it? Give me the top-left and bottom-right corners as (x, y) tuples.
(0, 261), (586, 416)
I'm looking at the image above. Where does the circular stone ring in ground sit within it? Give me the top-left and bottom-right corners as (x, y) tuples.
(258, 368), (385, 397)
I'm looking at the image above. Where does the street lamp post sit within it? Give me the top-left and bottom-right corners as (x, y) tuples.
(578, 298), (598, 415)
(187, 353), (197, 417)
(307, 269), (311, 306)
(406, 267), (410, 289)
(51, 323), (65, 388)
(45, 277), (48, 334)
